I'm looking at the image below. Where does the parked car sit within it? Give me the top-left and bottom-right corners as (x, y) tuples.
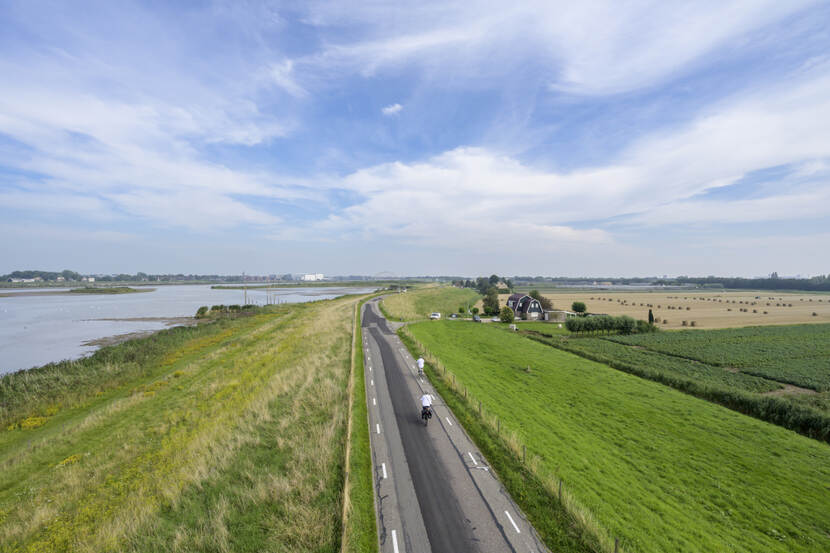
(429, 312), (441, 320)
(491, 317), (500, 322)
(472, 315), (481, 322)
(450, 313), (458, 319)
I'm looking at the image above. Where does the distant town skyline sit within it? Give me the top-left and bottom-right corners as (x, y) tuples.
(2, 2), (829, 277)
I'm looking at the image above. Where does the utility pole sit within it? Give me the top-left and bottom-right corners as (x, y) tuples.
(243, 272), (247, 305)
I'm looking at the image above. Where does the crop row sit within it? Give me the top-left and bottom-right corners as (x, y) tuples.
(608, 324), (830, 391)
(527, 333), (829, 442)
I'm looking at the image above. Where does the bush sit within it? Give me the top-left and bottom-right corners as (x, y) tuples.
(471, 307), (479, 315)
(195, 306), (209, 318)
(571, 301), (586, 314)
(499, 306), (515, 324)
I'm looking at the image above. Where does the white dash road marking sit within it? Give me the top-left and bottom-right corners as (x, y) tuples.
(391, 529), (400, 553)
(373, 398), (376, 406)
(505, 511), (521, 534)
(468, 452), (477, 466)
(376, 424), (381, 434)
(371, 379), (374, 386)
(382, 463), (387, 479)
(446, 417), (453, 426)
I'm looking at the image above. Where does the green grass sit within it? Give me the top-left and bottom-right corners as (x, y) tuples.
(342, 296), (380, 553)
(608, 324), (830, 391)
(68, 286), (148, 294)
(381, 286), (480, 321)
(0, 296), (366, 552)
(538, 336), (781, 393)
(407, 321), (830, 553)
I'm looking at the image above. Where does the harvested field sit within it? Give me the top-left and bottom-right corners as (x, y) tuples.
(500, 290), (830, 329)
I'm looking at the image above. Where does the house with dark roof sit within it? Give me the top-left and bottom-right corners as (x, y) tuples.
(506, 293), (544, 320)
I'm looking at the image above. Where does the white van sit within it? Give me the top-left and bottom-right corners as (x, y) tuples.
(429, 312), (441, 320)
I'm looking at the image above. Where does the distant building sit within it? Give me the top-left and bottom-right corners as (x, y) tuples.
(301, 273), (324, 281)
(56, 276), (65, 282)
(506, 293), (544, 320)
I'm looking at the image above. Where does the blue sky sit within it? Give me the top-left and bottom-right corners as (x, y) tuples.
(1, 1), (829, 277)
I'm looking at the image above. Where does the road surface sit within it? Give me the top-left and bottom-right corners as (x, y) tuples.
(362, 299), (550, 553)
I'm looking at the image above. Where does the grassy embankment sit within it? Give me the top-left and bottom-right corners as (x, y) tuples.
(0, 294), (373, 552)
(381, 286), (480, 321)
(526, 324), (830, 442)
(404, 321), (830, 553)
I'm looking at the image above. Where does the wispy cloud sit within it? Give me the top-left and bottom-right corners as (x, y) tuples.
(381, 103), (403, 116)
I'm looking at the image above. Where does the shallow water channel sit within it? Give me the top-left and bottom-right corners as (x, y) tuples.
(0, 285), (373, 375)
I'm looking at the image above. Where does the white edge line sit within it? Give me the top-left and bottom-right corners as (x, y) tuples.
(468, 452), (477, 466)
(446, 417), (453, 426)
(391, 529), (400, 553)
(505, 510), (521, 534)
(376, 424), (381, 434)
(382, 462), (387, 479)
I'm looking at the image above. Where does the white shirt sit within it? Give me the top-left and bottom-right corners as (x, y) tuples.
(417, 357), (425, 369)
(420, 394), (432, 407)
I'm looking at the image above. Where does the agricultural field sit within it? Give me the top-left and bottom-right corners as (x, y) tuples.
(0, 295), (369, 553)
(381, 285), (480, 321)
(609, 324), (830, 392)
(407, 321), (830, 553)
(500, 290), (830, 329)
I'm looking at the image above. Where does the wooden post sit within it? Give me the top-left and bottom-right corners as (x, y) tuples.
(614, 537), (619, 553)
(478, 400), (481, 415)
(497, 418), (500, 434)
(522, 444), (526, 463)
(558, 480), (562, 501)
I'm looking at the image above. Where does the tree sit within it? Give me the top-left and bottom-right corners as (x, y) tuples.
(471, 307), (479, 315)
(458, 306), (465, 314)
(528, 289), (553, 310)
(483, 287), (500, 315)
(617, 315), (636, 335)
(499, 306), (514, 324)
(489, 274), (500, 286)
(648, 309), (654, 324)
(572, 301), (587, 314)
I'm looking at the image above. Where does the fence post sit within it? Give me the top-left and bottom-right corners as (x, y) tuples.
(478, 400), (481, 416)
(558, 480), (562, 502)
(614, 537), (619, 553)
(522, 444), (526, 463)
(497, 418), (500, 435)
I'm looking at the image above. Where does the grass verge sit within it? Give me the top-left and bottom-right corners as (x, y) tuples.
(341, 295), (381, 553)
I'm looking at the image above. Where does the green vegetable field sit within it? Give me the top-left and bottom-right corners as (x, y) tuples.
(608, 324), (830, 391)
(408, 321), (830, 553)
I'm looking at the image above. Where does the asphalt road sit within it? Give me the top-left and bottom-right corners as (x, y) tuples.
(362, 299), (550, 553)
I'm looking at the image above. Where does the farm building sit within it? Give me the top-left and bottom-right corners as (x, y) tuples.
(543, 309), (576, 322)
(506, 293), (545, 320)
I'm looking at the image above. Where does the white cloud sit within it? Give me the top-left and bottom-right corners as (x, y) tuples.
(381, 103), (403, 116)
(297, 1), (816, 94)
(301, 64), (830, 251)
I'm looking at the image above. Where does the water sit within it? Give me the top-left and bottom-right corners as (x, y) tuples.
(0, 285), (373, 375)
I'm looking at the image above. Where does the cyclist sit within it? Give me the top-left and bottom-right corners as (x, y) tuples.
(417, 356), (425, 377)
(420, 393), (433, 424)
